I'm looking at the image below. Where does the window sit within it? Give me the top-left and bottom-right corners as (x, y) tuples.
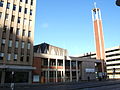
(15, 41), (19, 48)
(21, 41), (25, 48)
(18, 17), (21, 23)
(11, 15), (15, 21)
(10, 27), (13, 34)
(13, 4), (16, 11)
(6, 3), (10, 9)
(2, 39), (5, 44)
(25, 0), (28, 4)
(27, 43), (30, 49)
(26, 56), (29, 62)
(31, 0), (33, 5)
(22, 30), (25, 36)
(28, 31), (31, 37)
(0, 53), (4, 60)
(33, 75), (39, 82)
(7, 54), (11, 60)
(24, 8), (27, 14)
(19, 6), (22, 12)
(23, 18), (27, 25)
(16, 28), (20, 35)
(0, 1), (4, 7)
(30, 9), (32, 15)
(8, 40), (12, 47)
(5, 14), (9, 20)
(20, 55), (24, 61)
(3, 26), (7, 33)
(29, 20), (32, 26)
(0, 12), (1, 18)
(14, 54), (17, 61)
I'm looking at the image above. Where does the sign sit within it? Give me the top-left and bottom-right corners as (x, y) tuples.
(85, 68), (95, 72)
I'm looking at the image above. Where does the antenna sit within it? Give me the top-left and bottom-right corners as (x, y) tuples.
(94, 2), (97, 8)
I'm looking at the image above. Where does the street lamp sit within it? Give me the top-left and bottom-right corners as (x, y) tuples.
(116, 0), (120, 6)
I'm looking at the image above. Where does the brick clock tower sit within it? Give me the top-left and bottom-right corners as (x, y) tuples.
(92, 3), (106, 74)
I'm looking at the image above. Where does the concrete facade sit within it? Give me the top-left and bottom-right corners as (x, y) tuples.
(0, 0), (36, 83)
(79, 46), (120, 79)
(33, 43), (102, 83)
(92, 7), (106, 73)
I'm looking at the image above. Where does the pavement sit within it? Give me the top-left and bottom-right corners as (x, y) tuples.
(1, 79), (120, 90)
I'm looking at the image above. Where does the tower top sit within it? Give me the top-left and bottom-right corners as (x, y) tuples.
(94, 2), (97, 8)
(92, 2), (100, 12)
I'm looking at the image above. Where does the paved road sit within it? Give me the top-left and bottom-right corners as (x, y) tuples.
(1, 80), (120, 90)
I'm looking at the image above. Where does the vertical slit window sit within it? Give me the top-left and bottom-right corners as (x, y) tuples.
(11, 15), (15, 22)
(16, 28), (20, 35)
(0, 1), (4, 7)
(18, 17), (21, 23)
(19, 6), (22, 12)
(13, 4), (16, 11)
(6, 3), (10, 9)
(0, 12), (2, 19)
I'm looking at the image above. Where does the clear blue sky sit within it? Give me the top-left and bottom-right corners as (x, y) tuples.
(34, 0), (120, 55)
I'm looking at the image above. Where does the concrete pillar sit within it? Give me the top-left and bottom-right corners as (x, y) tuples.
(76, 61), (79, 82)
(56, 59), (58, 82)
(1, 71), (5, 84)
(28, 71), (32, 84)
(63, 58), (65, 82)
(70, 60), (72, 82)
(48, 58), (50, 83)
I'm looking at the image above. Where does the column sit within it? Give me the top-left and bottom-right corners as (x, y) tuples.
(70, 60), (72, 82)
(1, 71), (5, 84)
(56, 59), (58, 82)
(28, 71), (32, 84)
(63, 58), (65, 82)
(48, 58), (50, 82)
(76, 61), (79, 82)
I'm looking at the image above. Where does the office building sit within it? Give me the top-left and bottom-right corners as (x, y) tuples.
(0, 0), (36, 83)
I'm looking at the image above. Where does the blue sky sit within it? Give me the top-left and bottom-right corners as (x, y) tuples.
(34, 0), (120, 55)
